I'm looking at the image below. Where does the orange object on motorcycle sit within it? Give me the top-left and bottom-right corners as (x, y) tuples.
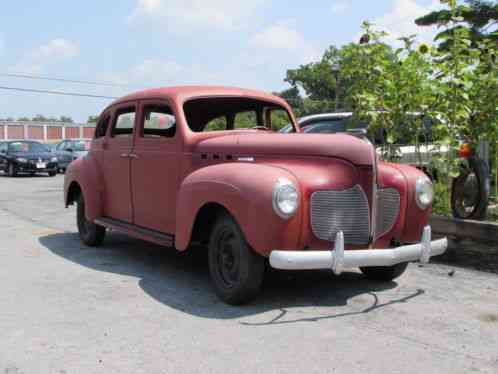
(458, 143), (473, 159)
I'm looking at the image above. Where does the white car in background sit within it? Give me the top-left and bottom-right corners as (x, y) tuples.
(280, 112), (447, 173)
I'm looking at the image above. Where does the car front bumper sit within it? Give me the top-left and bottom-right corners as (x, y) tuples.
(16, 162), (58, 173)
(269, 226), (447, 275)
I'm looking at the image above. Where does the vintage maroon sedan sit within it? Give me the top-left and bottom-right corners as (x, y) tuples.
(64, 86), (447, 304)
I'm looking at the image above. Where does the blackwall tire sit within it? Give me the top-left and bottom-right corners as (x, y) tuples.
(360, 262), (408, 281)
(451, 157), (489, 220)
(7, 163), (17, 177)
(77, 194), (106, 247)
(208, 213), (264, 305)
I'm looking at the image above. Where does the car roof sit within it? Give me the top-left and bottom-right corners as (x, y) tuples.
(108, 85), (290, 110)
(298, 112), (353, 125)
(4, 140), (42, 143)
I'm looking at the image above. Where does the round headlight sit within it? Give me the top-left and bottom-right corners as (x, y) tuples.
(16, 157), (28, 163)
(50, 157), (58, 162)
(415, 176), (434, 210)
(272, 178), (299, 219)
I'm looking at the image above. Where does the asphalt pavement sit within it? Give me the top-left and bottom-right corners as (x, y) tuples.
(0, 173), (497, 374)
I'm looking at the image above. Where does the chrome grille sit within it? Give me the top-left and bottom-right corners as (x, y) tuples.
(375, 188), (400, 238)
(311, 185), (371, 245)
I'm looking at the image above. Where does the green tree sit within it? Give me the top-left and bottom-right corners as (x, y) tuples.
(339, 22), (435, 160)
(415, 0), (498, 50)
(32, 114), (48, 122)
(87, 115), (99, 123)
(59, 116), (74, 123)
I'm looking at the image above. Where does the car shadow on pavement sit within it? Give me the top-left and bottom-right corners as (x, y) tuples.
(39, 232), (424, 322)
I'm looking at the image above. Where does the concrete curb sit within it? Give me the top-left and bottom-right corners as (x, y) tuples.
(430, 215), (498, 244)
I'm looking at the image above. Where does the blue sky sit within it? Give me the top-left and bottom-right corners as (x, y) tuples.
(0, 0), (441, 122)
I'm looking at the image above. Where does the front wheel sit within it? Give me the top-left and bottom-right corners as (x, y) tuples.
(77, 194), (106, 247)
(360, 262), (408, 281)
(208, 214), (264, 305)
(7, 163), (17, 177)
(48, 170), (57, 177)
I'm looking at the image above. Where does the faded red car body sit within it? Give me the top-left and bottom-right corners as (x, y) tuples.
(64, 86), (431, 254)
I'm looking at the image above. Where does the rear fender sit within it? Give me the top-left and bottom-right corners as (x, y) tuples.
(64, 157), (103, 221)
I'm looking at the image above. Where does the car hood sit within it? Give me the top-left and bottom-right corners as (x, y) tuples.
(73, 151), (88, 158)
(194, 132), (376, 166)
(10, 152), (54, 159)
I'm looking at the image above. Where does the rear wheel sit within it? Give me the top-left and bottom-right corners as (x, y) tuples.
(48, 170), (57, 177)
(77, 194), (106, 246)
(360, 262), (408, 281)
(208, 214), (264, 305)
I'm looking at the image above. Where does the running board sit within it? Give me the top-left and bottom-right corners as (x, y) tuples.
(95, 217), (174, 248)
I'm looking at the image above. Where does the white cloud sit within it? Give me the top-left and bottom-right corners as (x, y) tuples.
(371, 0), (442, 45)
(11, 39), (80, 73)
(30, 39), (79, 61)
(99, 58), (223, 89)
(250, 20), (320, 63)
(129, 0), (265, 31)
(331, 1), (349, 14)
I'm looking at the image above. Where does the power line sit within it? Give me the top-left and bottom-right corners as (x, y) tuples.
(0, 86), (118, 99)
(0, 72), (135, 88)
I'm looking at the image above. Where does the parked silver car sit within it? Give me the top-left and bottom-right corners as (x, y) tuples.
(53, 139), (91, 173)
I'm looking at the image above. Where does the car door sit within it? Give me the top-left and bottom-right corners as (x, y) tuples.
(130, 99), (180, 234)
(0, 142), (7, 171)
(101, 104), (137, 223)
(56, 141), (71, 166)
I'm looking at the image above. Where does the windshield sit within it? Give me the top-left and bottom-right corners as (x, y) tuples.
(72, 140), (91, 151)
(8, 141), (48, 153)
(183, 97), (294, 132)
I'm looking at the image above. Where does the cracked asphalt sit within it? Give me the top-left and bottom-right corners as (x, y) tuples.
(0, 173), (497, 373)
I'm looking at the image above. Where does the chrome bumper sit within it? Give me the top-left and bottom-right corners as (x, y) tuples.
(269, 226), (447, 275)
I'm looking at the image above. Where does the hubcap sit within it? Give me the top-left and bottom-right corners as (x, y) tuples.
(215, 229), (240, 288)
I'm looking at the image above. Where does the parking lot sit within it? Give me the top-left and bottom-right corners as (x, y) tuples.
(0, 173), (497, 374)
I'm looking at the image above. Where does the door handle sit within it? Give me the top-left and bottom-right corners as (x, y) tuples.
(120, 153), (129, 158)
(129, 153), (139, 159)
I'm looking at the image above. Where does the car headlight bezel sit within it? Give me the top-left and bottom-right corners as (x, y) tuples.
(50, 157), (58, 163)
(16, 157), (28, 163)
(272, 178), (299, 219)
(415, 176), (434, 210)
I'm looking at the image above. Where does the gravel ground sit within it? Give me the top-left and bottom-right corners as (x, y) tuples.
(0, 173), (497, 374)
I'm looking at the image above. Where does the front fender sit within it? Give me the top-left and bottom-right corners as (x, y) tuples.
(388, 163), (432, 243)
(175, 163), (303, 255)
(64, 156), (103, 221)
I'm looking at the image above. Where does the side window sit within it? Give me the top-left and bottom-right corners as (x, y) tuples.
(0, 143), (7, 153)
(111, 108), (136, 137)
(142, 105), (176, 138)
(205, 116), (227, 131)
(95, 115), (110, 138)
